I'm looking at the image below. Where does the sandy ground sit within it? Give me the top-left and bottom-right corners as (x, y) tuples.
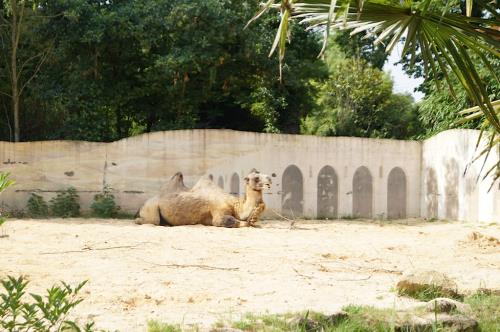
(0, 218), (499, 331)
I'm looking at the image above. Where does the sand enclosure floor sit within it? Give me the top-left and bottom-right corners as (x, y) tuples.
(1, 218), (499, 331)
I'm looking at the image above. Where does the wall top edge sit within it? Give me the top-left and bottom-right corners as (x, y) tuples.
(0, 128), (477, 145)
(422, 128), (481, 143)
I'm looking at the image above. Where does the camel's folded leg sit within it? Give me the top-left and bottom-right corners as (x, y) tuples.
(212, 213), (249, 228)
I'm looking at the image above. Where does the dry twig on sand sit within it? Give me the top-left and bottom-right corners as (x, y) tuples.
(40, 242), (147, 255)
(268, 208), (317, 230)
(137, 258), (239, 271)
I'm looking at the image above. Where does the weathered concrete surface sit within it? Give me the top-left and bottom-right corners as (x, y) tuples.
(421, 129), (499, 222)
(0, 129), (497, 221)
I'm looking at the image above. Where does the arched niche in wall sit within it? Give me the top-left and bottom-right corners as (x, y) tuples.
(282, 165), (303, 216)
(425, 167), (438, 219)
(217, 176), (224, 189)
(445, 159), (459, 220)
(387, 167), (407, 219)
(230, 173), (240, 197)
(317, 165), (338, 219)
(352, 166), (373, 218)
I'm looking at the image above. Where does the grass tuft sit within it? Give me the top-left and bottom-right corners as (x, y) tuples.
(148, 320), (182, 332)
(465, 292), (500, 332)
(148, 294), (500, 332)
(397, 284), (463, 302)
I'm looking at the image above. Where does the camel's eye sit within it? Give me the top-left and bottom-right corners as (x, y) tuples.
(254, 177), (260, 182)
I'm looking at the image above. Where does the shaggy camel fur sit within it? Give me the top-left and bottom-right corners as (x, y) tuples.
(134, 172), (188, 226)
(135, 169), (271, 227)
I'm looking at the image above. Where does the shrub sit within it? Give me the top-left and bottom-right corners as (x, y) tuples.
(0, 275), (94, 331)
(90, 186), (120, 218)
(27, 193), (50, 218)
(50, 187), (80, 217)
(0, 172), (15, 236)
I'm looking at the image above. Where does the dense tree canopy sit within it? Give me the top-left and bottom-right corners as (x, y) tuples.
(301, 43), (422, 139)
(0, 0), (326, 141)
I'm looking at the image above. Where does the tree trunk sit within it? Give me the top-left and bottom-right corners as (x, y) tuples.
(10, 0), (20, 142)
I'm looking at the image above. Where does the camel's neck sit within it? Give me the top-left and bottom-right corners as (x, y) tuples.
(236, 186), (263, 220)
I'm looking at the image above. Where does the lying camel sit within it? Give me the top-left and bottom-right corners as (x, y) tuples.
(135, 169), (271, 227)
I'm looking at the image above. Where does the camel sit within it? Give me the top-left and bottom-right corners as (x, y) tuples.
(135, 169), (271, 227)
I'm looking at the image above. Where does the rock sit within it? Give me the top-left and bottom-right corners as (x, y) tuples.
(426, 298), (471, 314)
(396, 313), (478, 332)
(423, 313), (478, 332)
(325, 310), (349, 324)
(396, 270), (460, 299)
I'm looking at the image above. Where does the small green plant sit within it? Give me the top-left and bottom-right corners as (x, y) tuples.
(0, 275), (94, 331)
(27, 193), (50, 218)
(50, 187), (80, 218)
(0, 172), (15, 193)
(90, 186), (120, 218)
(147, 320), (182, 332)
(340, 215), (357, 220)
(0, 209), (7, 238)
(0, 172), (15, 237)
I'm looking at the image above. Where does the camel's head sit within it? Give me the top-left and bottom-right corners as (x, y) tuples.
(244, 169), (272, 191)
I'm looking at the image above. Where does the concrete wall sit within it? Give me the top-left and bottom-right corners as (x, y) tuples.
(0, 129), (497, 222)
(421, 129), (499, 222)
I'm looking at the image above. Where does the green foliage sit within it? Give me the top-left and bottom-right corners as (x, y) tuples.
(333, 31), (388, 70)
(0, 172), (15, 230)
(417, 55), (500, 138)
(0, 0), (326, 141)
(397, 284), (463, 302)
(90, 186), (120, 218)
(302, 46), (423, 139)
(0, 275), (94, 332)
(229, 309), (394, 332)
(150, 294), (499, 332)
(49, 187), (80, 218)
(465, 292), (500, 332)
(27, 193), (50, 218)
(147, 320), (182, 332)
(0, 172), (15, 193)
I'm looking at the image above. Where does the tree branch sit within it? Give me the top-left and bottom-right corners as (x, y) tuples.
(19, 44), (53, 95)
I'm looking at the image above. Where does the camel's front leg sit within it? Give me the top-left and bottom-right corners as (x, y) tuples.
(212, 213), (249, 228)
(247, 202), (266, 227)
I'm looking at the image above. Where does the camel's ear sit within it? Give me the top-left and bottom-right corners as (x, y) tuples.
(244, 176), (249, 183)
(250, 168), (258, 173)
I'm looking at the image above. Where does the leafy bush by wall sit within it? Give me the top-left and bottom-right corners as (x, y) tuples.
(49, 187), (80, 218)
(90, 186), (120, 218)
(27, 193), (49, 218)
